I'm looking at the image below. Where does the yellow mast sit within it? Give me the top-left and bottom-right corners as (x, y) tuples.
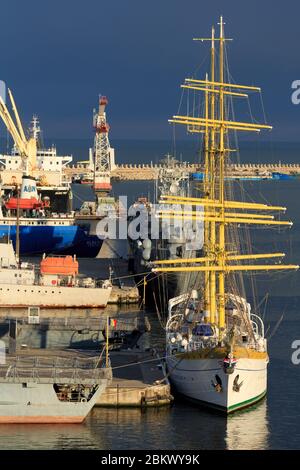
(203, 71), (210, 321)
(209, 26), (216, 325)
(155, 17), (298, 340)
(217, 16), (226, 335)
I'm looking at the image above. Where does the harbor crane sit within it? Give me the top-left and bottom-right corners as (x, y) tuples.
(93, 95), (115, 202)
(0, 88), (37, 174)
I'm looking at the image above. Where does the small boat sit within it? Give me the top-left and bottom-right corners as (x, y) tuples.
(0, 349), (111, 423)
(0, 239), (112, 308)
(271, 172), (297, 180)
(191, 172), (270, 181)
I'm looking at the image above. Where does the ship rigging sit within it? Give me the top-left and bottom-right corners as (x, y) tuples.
(151, 17), (298, 413)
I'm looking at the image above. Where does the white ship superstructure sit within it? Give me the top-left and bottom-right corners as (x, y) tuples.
(0, 239), (112, 308)
(165, 293), (268, 412)
(0, 116), (72, 188)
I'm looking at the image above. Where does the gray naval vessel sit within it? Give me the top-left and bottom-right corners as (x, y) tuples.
(0, 349), (111, 423)
(129, 155), (203, 312)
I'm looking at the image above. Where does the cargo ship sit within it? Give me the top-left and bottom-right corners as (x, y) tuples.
(0, 174), (103, 257)
(0, 95), (103, 257)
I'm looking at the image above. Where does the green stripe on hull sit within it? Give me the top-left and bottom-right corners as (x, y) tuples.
(227, 390), (267, 413)
(174, 390), (267, 414)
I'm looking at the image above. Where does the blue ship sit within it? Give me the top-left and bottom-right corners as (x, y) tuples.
(0, 174), (103, 257)
(0, 222), (103, 257)
(191, 172), (268, 181)
(271, 172), (297, 180)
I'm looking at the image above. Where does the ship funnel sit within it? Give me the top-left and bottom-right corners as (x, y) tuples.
(20, 175), (38, 200)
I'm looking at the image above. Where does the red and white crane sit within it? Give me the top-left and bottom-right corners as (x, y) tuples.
(93, 96), (115, 199)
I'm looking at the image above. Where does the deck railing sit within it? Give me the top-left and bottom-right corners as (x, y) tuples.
(0, 352), (112, 384)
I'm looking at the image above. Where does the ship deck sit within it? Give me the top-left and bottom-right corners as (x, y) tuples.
(0, 348), (111, 384)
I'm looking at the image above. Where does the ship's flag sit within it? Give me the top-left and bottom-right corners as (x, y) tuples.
(109, 318), (117, 328)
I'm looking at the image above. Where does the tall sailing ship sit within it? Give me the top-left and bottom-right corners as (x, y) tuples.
(152, 17), (299, 413)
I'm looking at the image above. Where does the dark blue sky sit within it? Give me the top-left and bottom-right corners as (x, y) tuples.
(0, 0), (299, 140)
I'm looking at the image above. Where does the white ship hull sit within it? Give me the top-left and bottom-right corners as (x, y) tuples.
(0, 283), (112, 308)
(0, 381), (108, 423)
(166, 355), (268, 413)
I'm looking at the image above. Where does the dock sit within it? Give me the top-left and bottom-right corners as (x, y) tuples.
(108, 258), (140, 305)
(75, 246), (140, 305)
(96, 349), (173, 407)
(0, 310), (149, 350)
(65, 162), (300, 181)
(3, 344), (172, 408)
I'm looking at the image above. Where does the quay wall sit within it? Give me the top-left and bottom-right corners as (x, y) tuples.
(65, 163), (300, 181)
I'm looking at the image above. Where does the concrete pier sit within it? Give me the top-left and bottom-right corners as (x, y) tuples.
(109, 286), (140, 304)
(0, 310), (148, 350)
(77, 254), (140, 305)
(97, 350), (173, 408)
(66, 162), (300, 181)
(108, 258), (140, 305)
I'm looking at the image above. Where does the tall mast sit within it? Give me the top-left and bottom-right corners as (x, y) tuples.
(209, 25), (216, 325)
(203, 71), (210, 321)
(154, 18), (299, 336)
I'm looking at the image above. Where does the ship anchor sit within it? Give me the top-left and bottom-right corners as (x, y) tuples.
(211, 374), (223, 393)
(233, 374), (243, 392)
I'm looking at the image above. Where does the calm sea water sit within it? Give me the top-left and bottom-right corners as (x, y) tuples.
(0, 140), (300, 450)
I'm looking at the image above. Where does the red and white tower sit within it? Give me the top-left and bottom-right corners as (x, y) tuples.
(93, 96), (115, 198)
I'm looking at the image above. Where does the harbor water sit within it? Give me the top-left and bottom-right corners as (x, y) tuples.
(0, 140), (300, 449)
